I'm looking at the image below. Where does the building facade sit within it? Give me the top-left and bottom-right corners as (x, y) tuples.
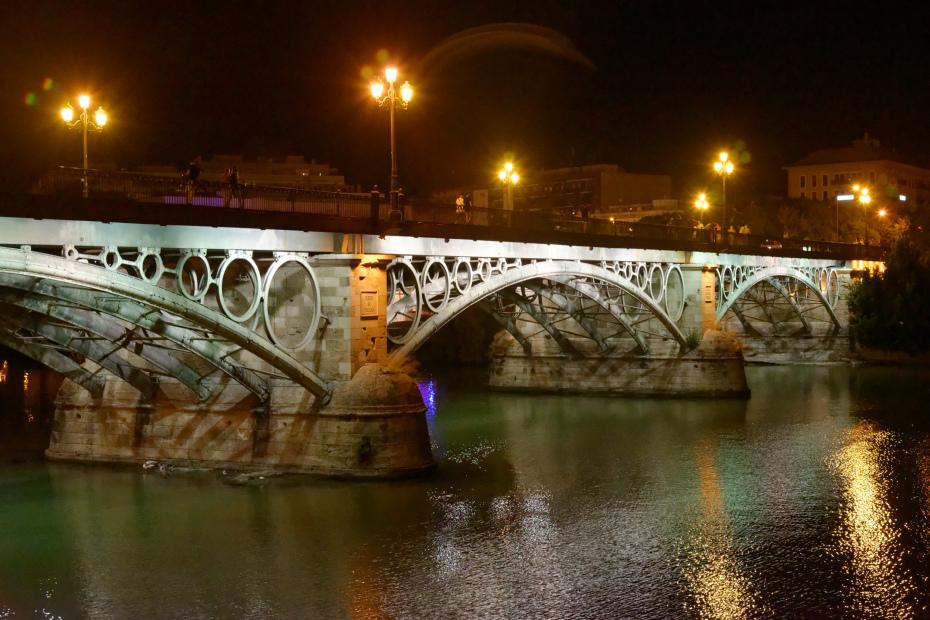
(516, 164), (672, 214)
(441, 164), (673, 217)
(785, 135), (930, 205)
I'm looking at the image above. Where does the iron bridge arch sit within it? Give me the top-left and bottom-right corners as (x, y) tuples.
(0, 246), (332, 403)
(386, 258), (690, 361)
(714, 264), (842, 333)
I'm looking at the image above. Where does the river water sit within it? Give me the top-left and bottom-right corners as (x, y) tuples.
(2, 363), (930, 618)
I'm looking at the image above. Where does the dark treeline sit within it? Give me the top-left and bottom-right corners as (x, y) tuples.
(849, 214), (930, 353)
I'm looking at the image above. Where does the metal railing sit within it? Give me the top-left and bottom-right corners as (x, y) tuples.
(36, 167), (373, 218)
(399, 201), (884, 260)
(30, 167), (886, 261)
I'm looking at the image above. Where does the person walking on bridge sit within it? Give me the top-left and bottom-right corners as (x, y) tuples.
(455, 194), (465, 224)
(184, 156), (202, 205)
(224, 166), (242, 208)
(464, 192), (474, 224)
(692, 219), (704, 241)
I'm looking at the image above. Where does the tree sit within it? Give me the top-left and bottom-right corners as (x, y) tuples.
(848, 237), (930, 353)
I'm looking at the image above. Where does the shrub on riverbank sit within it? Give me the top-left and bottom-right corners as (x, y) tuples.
(848, 237), (930, 353)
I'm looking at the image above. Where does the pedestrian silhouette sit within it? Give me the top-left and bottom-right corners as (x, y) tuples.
(224, 166), (241, 208)
(184, 156), (202, 204)
(464, 193), (473, 224)
(455, 194), (465, 224)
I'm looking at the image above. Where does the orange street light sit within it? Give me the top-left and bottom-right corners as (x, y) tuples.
(60, 93), (107, 198)
(855, 185), (874, 244)
(498, 162), (519, 211)
(370, 66), (414, 219)
(693, 192), (710, 223)
(712, 151), (735, 227)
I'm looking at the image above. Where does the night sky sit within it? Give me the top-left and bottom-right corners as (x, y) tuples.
(3, 1), (930, 200)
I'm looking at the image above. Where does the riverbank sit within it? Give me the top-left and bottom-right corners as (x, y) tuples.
(853, 345), (930, 365)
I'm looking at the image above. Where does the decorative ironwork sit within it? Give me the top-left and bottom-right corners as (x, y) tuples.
(714, 264), (842, 334)
(60, 245), (321, 348)
(0, 245), (331, 402)
(386, 257), (691, 359)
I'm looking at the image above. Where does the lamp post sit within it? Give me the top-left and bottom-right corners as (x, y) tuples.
(370, 67), (413, 220)
(834, 195), (840, 242)
(497, 161), (519, 212)
(694, 192), (710, 224)
(60, 94), (107, 198)
(853, 184), (872, 244)
(712, 151), (735, 228)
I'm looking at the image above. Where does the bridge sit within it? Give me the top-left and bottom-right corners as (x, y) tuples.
(0, 169), (884, 477)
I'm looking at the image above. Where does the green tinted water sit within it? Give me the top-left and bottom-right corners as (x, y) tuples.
(2, 365), (930, 618)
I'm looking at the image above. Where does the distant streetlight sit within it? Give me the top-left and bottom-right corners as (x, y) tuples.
(498, 161), (519, 212)
(693, 192), (710, 223)
(60, 94), (107, 198)
(370, 66), (414, 219)
(853, 184), (873, 244)
(712, 151), (735, 227)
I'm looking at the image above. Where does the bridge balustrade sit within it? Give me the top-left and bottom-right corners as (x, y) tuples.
(29, 167), (885, 261)
(36, 167), (372, 218)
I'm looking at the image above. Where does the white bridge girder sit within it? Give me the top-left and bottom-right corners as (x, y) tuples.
(0, 308), (159, 399)
(0, 246), (332, 402)
(0, 274), (267, 400)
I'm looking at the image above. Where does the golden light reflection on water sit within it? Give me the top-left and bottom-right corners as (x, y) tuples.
(831, 422), (916, 618)
(682, 440), (758, 620)
(917, 438), (930, 551)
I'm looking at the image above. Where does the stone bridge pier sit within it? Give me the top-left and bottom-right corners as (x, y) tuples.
(0, 221), (858, 478)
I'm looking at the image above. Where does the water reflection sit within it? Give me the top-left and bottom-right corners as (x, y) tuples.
(416, 378), (438, 419)
(1, 366), (930, 617)
(680, 439), (758, 619)
(831, 422), (917, 617)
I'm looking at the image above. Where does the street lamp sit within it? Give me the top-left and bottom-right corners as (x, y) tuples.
(855, 186), (873, 244)
(370, 66), (414, 219)
(497, 161), (519, 212)
(693, 192), (710, 223)
(712, 151), (735, 227)
(60, 94), (107, 198)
